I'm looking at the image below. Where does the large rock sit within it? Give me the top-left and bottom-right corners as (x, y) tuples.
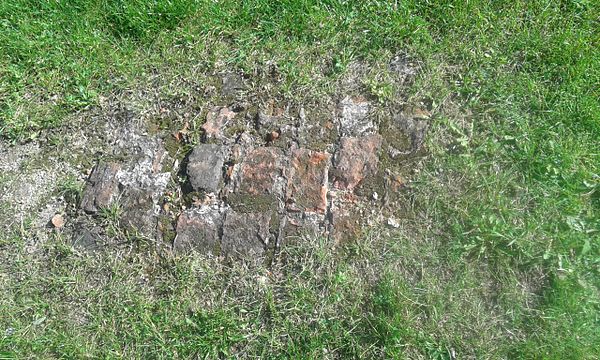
(80, 162), (121, 213)
(187, 144), (227, 193)
(332, 134), (382, 190)
(286, 148), (330, 213)
(173, 206), (224, 253)
(221, 211), (273, 256)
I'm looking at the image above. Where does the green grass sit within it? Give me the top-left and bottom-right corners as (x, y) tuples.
(1, 0), (599, 358)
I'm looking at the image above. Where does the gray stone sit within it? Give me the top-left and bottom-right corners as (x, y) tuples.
(279, 212), (324, 246)
(71, 223), (102, 251)
(120, 188), (157, 237)
(221, 211), (273, 256)
(173, 206), (224, 253)
(222, 73), (245, 96)
(80, 162), (121, 213)
(187, 144), (227, 193)
(338, 96), (374, 136)
(394, 110), (429, 152)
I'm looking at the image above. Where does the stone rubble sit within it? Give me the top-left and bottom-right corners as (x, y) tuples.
(75, 87), (427, 256)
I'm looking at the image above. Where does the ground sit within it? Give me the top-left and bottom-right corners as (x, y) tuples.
(1, 1), (599, 359)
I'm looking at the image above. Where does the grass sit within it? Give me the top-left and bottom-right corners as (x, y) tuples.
(1, 0), (599, 358)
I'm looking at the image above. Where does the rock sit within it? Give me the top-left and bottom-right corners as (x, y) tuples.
(173, 206), (224, 253)
(186, 144), (227, 193)
(120, 188), (157, 237)
(71, 223), (102, 251)
(221, 211), (273, 256)
(286, 148), (330, 213)
(389, 54), (418, 80)
(330, 204), (362, 245)
(227, 146), (286, 212)
(394, 110), (429, 151)
(202, 106), (236, 139)
(80, 162), (121, 213)
(387, 217), (400, 228)
(51, 214), (65, 228)
(222, 73), (245, 96)
(296, 105), (338, 152)
(233, 147), (286, 196)
(338, 96), (373, 136)
(279, 212), (324, 246)
(332, 134), (382, 190)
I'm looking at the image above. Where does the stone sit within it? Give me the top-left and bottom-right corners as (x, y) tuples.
(286, 148), (330, 213)
(389, 54), (418, 80)
(227, 147), (286, 212)
(338, 95), (373, 136)
(202, 106), (236, 139)
(221, 211), (273, 256)
(234, 147), (286, 196)
(187, 144), (227, 193)
(387, 217), (400, 228)
(296, 105), (338, 152)
(80, 162), (121, 213)
(222, 73), (245, 96)
(71, 223), (102, 251)
(394, 110), (429, 152)
(332, 134), (382, 190)
(51, 214), (65, 228)
(120, 188), (157, 237)
(330, 201), (362, 245)
(173, 206), (223, 253)
(279, 213), (324, 246)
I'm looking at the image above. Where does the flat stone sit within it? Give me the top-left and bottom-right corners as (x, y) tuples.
(332, 134), (382, 190)
(338, 95), (373, 136)
(235, 147), (286, 196)
(222, 73), (245, 96)
(80, 162), (121, 213)
(202, 106), (236, 139)
(71, 222), (102, 251)
(286, 148), (330, 213)
(221, 211), (273, 256)
(279, 213), (324, 246)
(173, 206), (223, 253)
(187, 144), (227, 193)
(330, 200), (362, 245)
(120, 188), (157, 237)
(394, 109), (429, 152)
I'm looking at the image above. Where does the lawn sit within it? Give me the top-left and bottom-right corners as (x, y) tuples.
(1, 0), (599, 358)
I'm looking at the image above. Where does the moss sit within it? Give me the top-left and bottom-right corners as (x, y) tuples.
(227, 193), (278, 213)
(158, 214), (176, 245)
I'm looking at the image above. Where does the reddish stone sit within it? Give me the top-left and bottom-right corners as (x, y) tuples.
(286, 148), (330, 213)
(235, 147), (286, 196)
(333, 134), (382, 190)
(202, 106), (236, 138)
